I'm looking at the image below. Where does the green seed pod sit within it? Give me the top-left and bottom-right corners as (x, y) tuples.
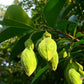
(68, 68), (82, 84)
(65, 61), (83, 84)
(38, 38), (57, 61)
(25, 38), (34, 50)
(50, 52), (59, 71)
(43, 31), (51, 39)
(21, 47), (37, 77)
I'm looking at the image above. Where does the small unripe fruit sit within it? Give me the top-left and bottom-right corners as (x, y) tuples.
(21, 47), (37, 76)
(50, 52), (59, 71)
(38, 38), (57, 61)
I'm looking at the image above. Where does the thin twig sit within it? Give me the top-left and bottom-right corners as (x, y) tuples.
(38, 24), (80, 42)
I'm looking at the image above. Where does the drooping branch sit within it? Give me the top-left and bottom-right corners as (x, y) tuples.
(53, 29), (80, 41)
(38, 24), (80, 42)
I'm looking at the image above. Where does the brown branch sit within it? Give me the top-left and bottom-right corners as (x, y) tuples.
(54, 29), (80, 41)
(38, 24), (80, 42)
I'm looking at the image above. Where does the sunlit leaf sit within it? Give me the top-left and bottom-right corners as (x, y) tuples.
(3, 5), (35, 29)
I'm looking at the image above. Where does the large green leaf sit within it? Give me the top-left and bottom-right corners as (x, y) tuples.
(31, 64), (49, 84)
(3, 5), (35, 29)
(57, 20), (70, 33)
(10, 33), (30, 61)
(57, 20), (76, 35)
(43, 0), (66, 27)
(0, 26), (31, 43)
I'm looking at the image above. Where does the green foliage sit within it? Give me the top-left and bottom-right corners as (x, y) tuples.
(31, 64), (49, 84)
(43, 0), (67, 27)
(0, 0), (84, 84)
(3, 5), (35, 28)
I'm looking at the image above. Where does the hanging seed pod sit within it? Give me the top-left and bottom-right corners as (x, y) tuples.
(21, 47), (37, 77)
(68, 68), (82, 84)
(38, 38), (57, 61)
(65, 61), (83, 84)
(50, 51), (59, 71)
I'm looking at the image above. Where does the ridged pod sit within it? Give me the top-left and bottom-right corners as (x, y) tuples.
(68, 68), (82, 84)
(50, 52), (59, 71)
(21, 47), (37, 76)
(38, 38), (57, 61)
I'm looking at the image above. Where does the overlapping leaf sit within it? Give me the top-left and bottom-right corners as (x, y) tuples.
(43, 0), (66, 27)
(3, 5), (35, 29)
(0, 5), (35, 43)
(0, 26), (30, 43)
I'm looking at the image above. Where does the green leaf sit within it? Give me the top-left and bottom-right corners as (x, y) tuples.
(3, 5), (35, 29)
(57, 20), (77, 35)
(31, 31), (44, 44)
(57, 39), (70, 45)
(10, 33), (30, 61)
(76, 32), (84, 37)
(57, 20), (70, 33)
(31, 64), (49, 84)
(74, 40), (84, 46)
(0, 26), (30, 43)
(43, 0), (66, 27)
